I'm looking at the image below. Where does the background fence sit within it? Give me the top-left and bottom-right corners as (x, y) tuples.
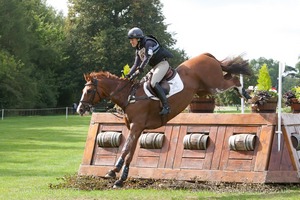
(0, 105), (112, 120)
(1, 107), (75, 120)
(0, 105), (252, 120)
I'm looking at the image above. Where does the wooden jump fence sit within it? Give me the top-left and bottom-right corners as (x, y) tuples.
(79, 113), (300, 183)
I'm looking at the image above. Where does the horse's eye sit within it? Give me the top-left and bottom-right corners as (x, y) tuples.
(87, 89), (93, 94)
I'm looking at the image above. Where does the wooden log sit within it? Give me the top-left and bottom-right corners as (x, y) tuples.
(183, 133), (209, 150)
(228, 134), (256, 151)
(291, 133), (300, 150)
(139, 133), (164, 149)
(96, 131), (122, 147)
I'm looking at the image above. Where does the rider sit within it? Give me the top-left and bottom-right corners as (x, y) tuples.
(126, 27), (173, 115)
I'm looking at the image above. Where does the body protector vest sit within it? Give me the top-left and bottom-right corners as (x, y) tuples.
(137, 35), (173, 68)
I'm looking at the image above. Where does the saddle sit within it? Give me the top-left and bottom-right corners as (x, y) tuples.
(128, 68), (183, 104)
(146, 68), (177, 95)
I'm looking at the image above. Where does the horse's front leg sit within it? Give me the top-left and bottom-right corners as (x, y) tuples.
(104, 142), (129, 179)
(113, 129), (142, 188)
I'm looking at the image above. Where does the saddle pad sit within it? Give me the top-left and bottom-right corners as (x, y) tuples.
(143, 72), (184, 100)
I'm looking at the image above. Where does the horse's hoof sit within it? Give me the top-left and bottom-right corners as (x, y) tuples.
(113, 179), (123, 188)
(104, 170), (116, 179)
(242, 88), (251, 100)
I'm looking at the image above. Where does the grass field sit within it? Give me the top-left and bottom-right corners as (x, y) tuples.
(0, 115), (300, 200)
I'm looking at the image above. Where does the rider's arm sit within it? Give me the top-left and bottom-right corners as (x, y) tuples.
(128, 51), (141, 76)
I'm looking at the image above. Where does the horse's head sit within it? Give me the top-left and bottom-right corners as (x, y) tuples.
(77, 73), (102, 116)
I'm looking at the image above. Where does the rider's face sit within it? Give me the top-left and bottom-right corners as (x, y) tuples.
(129, 38), (138, 47)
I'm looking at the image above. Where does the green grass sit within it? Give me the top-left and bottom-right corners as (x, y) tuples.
(0, 115), (300, 200)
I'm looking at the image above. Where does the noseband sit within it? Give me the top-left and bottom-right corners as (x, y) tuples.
(80, 78), (101, 111)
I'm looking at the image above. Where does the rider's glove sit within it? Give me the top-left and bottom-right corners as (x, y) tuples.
(129, 70), (140, 80)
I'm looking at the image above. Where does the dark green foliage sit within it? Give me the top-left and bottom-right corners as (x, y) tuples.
(1, 0), (184, 108)
(0, 0), (66, 108)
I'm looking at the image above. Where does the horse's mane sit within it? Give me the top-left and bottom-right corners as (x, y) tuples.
(84, 71), (122, 82)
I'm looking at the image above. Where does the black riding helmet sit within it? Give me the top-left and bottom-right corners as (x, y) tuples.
(128, 27), (144, 39)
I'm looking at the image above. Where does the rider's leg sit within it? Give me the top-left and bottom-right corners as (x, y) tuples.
(151, 61), (170, 115)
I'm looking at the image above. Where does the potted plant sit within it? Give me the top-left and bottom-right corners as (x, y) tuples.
(250, 64), (278, 113)
(189, 94), (215, 113)
(283, 86), (300, 113)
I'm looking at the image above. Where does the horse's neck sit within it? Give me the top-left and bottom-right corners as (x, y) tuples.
(103, 79), (131, 109)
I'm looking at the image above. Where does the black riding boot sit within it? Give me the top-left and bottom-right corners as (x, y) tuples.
(153, 83), (170, 115)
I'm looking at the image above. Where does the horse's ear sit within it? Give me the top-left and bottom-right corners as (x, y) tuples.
(83, 73), (89, 81)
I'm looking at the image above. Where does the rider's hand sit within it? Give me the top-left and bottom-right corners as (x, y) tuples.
(129, 70), (140, 80)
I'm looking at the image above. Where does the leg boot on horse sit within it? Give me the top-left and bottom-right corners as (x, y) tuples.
(153, 82), (170, 115)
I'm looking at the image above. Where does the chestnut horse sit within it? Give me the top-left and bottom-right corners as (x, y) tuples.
(77, 53), (251, 188)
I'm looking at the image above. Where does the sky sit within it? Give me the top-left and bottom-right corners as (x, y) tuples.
(46, 0), (300, 66)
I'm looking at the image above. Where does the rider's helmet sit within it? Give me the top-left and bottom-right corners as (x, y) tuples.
(128, 27), (144, 39)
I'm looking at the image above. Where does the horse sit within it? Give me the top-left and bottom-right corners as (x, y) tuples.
(77, 53), (251, 188)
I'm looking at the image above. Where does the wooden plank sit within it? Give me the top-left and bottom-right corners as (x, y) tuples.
(165, 125), (180, 168)
(210, 126), (226, 170)
(157, 126), (173, 168)
(100, 125), (124, 131)
(228, 151), (254, 160)
(93, 155), (116, 166)
(265, 171), (300, 183)
(81, 123), (99, 165)
(79, 165), (300, 183)
(282, 113), (300, 125)
(94, 147), (119, 155)
(219, 126), (233, 170)
(182, 150), (206, 158)
(168, 113), (277, 126)
(282, 125), (300, 171)
(135, 157), (159, 168)
(89, 113), (278, 126)
(91, 113), (125, 124)
(202, 126), (218, 169)
(268, 124), (285, 171)
(173, 126), (187, 169)
(280, 140), (294, 171)
(254, 125), (274, 171)
(138, 148), (161, 157)
(226, 159), (252, 171)
(180, 158), (204, 169)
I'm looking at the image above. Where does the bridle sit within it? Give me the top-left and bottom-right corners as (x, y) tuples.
(79, 77), (135, 112)
(79, 78), (101, 111)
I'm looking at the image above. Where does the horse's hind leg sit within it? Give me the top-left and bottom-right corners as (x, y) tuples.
(216, 76), (250, 100)
(230, 77), (251, 100)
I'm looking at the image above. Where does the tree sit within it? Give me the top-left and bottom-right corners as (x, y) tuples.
(0, 0), (67, 108)
(257, 64), (272, 91)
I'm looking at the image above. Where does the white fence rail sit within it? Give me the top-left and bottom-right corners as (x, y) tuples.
(1, 107), (76, 120)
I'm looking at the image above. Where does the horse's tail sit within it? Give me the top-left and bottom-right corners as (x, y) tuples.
(204, 53), (252, 76)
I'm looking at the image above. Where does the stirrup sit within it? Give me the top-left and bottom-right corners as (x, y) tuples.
(159, 106), (170, 115)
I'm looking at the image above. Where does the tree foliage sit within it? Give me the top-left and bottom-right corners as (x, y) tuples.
(0, 0), (66, 108)
(256, 64), (272, 91)
(2, 0), (299, 109)
(64, 0), (187, 104)
(0, 0), (186, 108)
